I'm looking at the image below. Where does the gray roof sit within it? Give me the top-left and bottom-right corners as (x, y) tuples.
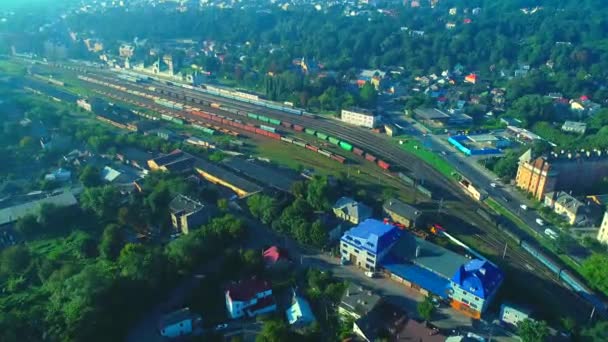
(169, 194), (204, 215)
(383, 198), (421, 221)
(414, 108), (450, 120)
(222, 157), (298, 192)
(553, 191), (585, 214)
(0, 192), (78, 226)
(195, 159), (262, 195)
(333, 197), (372, 222)
(159, 308), (196, 328)
(389, 232), (468, 279)
(339, 283), (381, 317)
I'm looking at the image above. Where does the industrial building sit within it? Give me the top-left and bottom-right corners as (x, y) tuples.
(414, 108), (472, 127)
(515, 149), (608, 200)
(332, 197), (373, 225)
(169, 195), (211, 234)
(341, 108), (378, 128)
(382, 198), (421, 229)
(382, 232), (469, 300)
(340, 219), (401, 271)
(0, 191), (78, 228)
(148, 150), (196, 173)
(449, 259), (503, 319)
(447, 135), (503, 156)
(195, 159), (262, 198)
(597, 211), (608, 244)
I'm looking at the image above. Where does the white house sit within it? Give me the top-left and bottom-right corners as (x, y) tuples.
(341, 108), (379, 128)
(159, 308), (201, 339)
(225, 278), (276, 319)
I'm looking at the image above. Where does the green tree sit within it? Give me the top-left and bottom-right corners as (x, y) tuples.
(0, 245), (31, 276)
(581, 320), (608, 342)
(247, 194), (280, 224)
(118, 244), (164, 286)
(417, 296), (435, 322)
(79, 165), (100, 188)
(15, 214), (41, 238)
(80, 186), (121, 219)
(309, 220), (328, 248)
(99, 224), (124, 261)
(306, 176), (331, 210)
(256, 319), (289, 342)
(517, 319), (550, 342)
(217, 198), (229, 212)
(359, 82), (377, 108)
(581, 254), (608, 296)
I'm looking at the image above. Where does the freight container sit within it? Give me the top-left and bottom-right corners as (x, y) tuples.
(316, 132), (328, 140)
(377, 160), (390, 170)
(365, 153), (377, 162)
(305, 128), (316, 135)
(328, 137), (340, 145)
(269, 118), (281, 125)
(353, 147), (364, 156)
(331, 154), (346, 164)
(258, 115), (270, 123)
(339, 141), (353, 151)
(318, 149), (331, 157)
(305, 144), (319, 152)
(281, 121), (292, 129)
(293, 140), (306, 147)
(172, 118), (184, 125)
(268, 133), (281, 140)
(210, 103), (221, 109)
(281, 136), (294, 143)
(247, 113), (259, 120)
(293, 125), (304, 132)
(161, 114), (174, 121)
(260, 125), (276, 133)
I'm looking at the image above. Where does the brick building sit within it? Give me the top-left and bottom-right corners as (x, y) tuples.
(515, 149), (608, 200)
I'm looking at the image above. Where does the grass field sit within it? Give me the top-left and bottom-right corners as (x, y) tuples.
(396, 138), (459, 179)
(0, 59), (27, 75)
(248, 137), (418, 203)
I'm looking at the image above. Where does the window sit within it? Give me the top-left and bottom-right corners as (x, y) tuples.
(341, 242), (348, 249)
(341, 249), (348, 255)
(366, 258), (375, 264)
(353, 248), (360, 254)
(367, 251), (375, 257)
(462, 299), (469, 305)
(366, 262), (374, 269)
(470, 303), (478, 309)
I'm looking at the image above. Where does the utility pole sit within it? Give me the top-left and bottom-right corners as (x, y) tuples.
(437, 197), (444, 216)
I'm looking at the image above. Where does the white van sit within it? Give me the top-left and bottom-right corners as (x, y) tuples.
(520, 204), (528, 210)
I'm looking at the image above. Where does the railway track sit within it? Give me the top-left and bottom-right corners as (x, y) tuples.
(87, 72), (472, 204)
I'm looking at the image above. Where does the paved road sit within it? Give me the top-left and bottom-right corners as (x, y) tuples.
(403, 118), (546, 236)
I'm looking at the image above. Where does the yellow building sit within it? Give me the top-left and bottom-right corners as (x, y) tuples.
(597, 211), (608, 244)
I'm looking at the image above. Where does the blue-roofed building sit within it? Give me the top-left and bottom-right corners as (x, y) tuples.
(285, 289), (316, 329)
(449, 259), (504, 319)
(380, 231), (468, 300)
(340, 219), (401, 271)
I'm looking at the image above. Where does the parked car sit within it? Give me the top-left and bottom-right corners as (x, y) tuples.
(214, 323), (228, 331)
(490, 183), (497, 188)
(364, 271), (378, 278)
(544, 228), (558, 240)
(520, 204), (528, 210)
(536, 218), (545, 226)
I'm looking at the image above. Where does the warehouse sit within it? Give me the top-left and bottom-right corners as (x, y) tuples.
(195, 159), (262, 198)
(221, 157), (299, 193)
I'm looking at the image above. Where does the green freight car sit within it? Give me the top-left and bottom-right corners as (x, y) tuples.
(316, 132), (328, 140)
(305, 128), (316, 135)
(339, 141), (353, 151)
(268, 118), (281, 125)
(328, 137), (340, 145)
(260, 125), (276, 133)
(258, 115), (270, 123)
(247, 113), (258, 120)
(172, 118), (184, 125)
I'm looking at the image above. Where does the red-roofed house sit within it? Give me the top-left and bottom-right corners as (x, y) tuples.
(225, 278), (276, 319)
(464, 73), (477, 84)
(580, 95), (589, 102)
(262, 246), (288, 266)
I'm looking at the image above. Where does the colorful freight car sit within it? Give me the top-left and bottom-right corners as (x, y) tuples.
(268, 118), (281, 125)
(339, 141), (353, 151)
(305, 128), (316, 135)
(316, 132), (328, 140)
(247, 113), (258, 120)
(328, 137), (340, 145)
(377, 160), (390, 170)
(260, 125), (276, 133)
